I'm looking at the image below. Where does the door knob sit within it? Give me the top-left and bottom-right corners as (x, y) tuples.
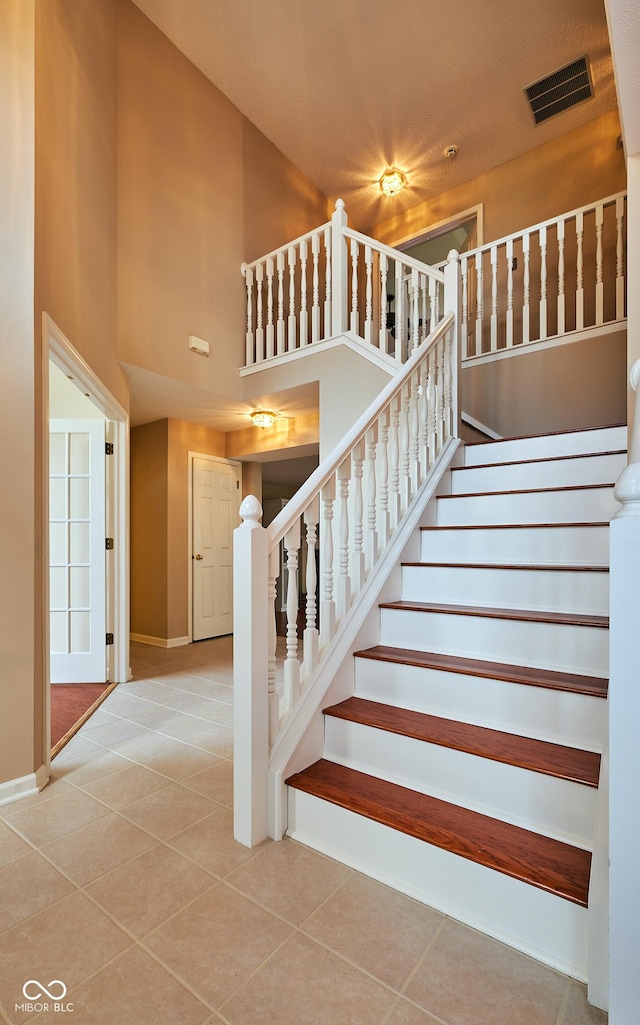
(195, 554), (204, 560)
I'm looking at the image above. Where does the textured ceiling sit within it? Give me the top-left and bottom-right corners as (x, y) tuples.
(132, 0), (617, 228)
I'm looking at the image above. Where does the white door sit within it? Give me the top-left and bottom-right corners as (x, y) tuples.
(49, 419), (107, 683)
(192, 456), (241, 641)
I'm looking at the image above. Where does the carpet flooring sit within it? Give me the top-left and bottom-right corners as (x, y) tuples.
(50, 682), (112, 752)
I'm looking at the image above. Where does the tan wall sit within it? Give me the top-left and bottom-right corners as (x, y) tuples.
(371, 112), (626, 246)
(35, 0), (127, 410)
(0, 0), (37, 786)
(130, 421), (169, 639)
(226, 413), (320, 459)
(167, 420), (226, 639)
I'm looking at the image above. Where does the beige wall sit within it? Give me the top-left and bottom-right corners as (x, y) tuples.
(370, 112), (626, 246)
(130, 420), (169, 639)
(0, 0), (38, 786)
(35, 0), (127, 411)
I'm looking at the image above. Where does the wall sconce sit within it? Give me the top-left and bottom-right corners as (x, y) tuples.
(251, 409), (277, 429)
(379, 168), (406, 197)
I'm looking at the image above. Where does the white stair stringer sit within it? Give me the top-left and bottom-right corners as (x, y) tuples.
(287, 789), (589, 981)
(285, 424), (623, 983)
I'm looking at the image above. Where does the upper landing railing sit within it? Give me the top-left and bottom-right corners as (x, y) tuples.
(242, 193), (627, 371)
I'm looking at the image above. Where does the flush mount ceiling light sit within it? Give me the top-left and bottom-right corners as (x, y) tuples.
(379, 168), (406, 197)
(251, 409), (277, 429)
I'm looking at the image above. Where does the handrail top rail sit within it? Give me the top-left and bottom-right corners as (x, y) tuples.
(343, 225), (446, 283)
(242, 220), (333, 275)
(459, 190), (628, 263)
(265, 312), (455, 550)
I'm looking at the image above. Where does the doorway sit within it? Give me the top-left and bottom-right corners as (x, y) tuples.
(396, 205), (483, 264)
(189, 454), (241, 641)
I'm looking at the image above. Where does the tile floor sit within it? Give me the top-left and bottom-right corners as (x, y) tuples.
(0, 638), (607, 1025)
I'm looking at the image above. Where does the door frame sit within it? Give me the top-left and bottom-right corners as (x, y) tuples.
(43, 314), (130, 768)
(187, 452), (242, 642)
(392, 203), (484, 254)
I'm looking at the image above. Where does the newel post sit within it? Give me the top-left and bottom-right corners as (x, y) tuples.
(331, 199), (348, 335)
(444, 249), (461, 437)
(233, 496), (269, 848)
(603, 358), (640, 1013)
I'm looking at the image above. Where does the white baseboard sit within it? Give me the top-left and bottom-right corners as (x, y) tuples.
(130, 633), (190, 649)
(0, 764), (50, 808)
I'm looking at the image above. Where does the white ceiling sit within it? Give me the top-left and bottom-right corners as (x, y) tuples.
(132, 0), (617, 229)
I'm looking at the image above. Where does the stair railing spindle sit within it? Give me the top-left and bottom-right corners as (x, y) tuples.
(337, 458), (351, 619)
(311, 233), (321, 343)
(266, 257), (275, 358)
(299, 240), (308, 347)
(302, 498), (319, 677)
(557, 220), (565, 336)
(320, 477), (336, 648)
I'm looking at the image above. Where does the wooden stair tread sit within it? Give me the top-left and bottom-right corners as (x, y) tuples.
(455, 449), (626, 471)
(326, 697), (600, 786)
(438, 482), (614, 500)
(465, 421), (625, 445)
(379, 600), (609, 628)
(420, 521), (609, 531)
(286, 759), (591, 906)
(354, 646), (609, 698)
(402, 561), (609, 572)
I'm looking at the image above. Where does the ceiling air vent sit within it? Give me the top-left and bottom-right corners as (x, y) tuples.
(524, 56), (593, 126)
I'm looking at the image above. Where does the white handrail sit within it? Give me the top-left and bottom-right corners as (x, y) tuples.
(343, 226), (446, 283)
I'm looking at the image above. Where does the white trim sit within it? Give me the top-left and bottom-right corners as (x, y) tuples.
(461, 411), (503, 440)
(187, 452), (242, 642)
(391, 204), (485, 253)
(43, 314), (130, 697)
(0, 764), (50, 808)
(240, 331), (401, 377)
(461, 320), (627, 368)
(130, 633), (190, 648)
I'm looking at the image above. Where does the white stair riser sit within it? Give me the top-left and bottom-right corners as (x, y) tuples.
(436, 487), (618, 526)
(354, 658), (606, 752)
(379, 608), (608, 677)
(420, 525), (610, 566)
(464, 426), (627, 466)
(451, 452), (626, 494)
(287, 790), (588, 980)
(401, 565), (609, 615)
(324, 717), (597, 848)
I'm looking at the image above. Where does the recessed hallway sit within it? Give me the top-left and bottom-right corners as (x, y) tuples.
(0, 639), (606, 1024)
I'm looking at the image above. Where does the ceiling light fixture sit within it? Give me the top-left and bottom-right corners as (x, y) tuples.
(251, 409), (277, 429)
(379, 168), (406, 197)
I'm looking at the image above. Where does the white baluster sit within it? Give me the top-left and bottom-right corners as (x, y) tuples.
(337, 458), (351, 618)
(320, 477), (336, 647)
(506, 240), (514, 348)
(266, 257), (275, 359)
(490, 245), (498, 351)
(539, 226), (548, 341)
(379, 252), (388, 352)
(350, 238), (359, 335)
(557, 219), (565, 336)
(475, 252), (483, 353)
(377, 410), (390, 546)
(399, 385), (411, 509)
(432, 277), (440, 328)
(311, 233), (321, 343)
(255, 263), (264, 363)
(276, 251), (285, 355)
(522, 234), (530, 345)
(283, 520), (300, 709)
(576, 213), (584, 332)
(461, 258), (468, 359)
(287, 246), (297, 352)
(409, 370), (420, 492)
(395, 259), (405, 362)
(420, 274), (428, 344)
(429, 275), (438, 335)
(419, 356), (429, 474)
(299, 240), (308, 347)
(616, 196), (625, 320)
(595, 204), (604, 326)
(302, 497), (319, 677)
(436, 340), (445, 453)
(411, 268), (420, 351)
(324, 226), (332, 337)
(388, 400), (400, 529)
(444, 325), (453, 438)
(364, 245), (373, 345)
(243, 264), (254, 365)
(352, 441), (365, 591)
(428, 347), (437, 465)
(365, 426), (379, 567)
(267, 549), (279, 744)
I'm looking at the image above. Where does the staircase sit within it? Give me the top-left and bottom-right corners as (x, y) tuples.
(286, 423), (626, 979)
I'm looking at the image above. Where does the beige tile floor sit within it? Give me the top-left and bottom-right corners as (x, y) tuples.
(0, 638), (607, 1025)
